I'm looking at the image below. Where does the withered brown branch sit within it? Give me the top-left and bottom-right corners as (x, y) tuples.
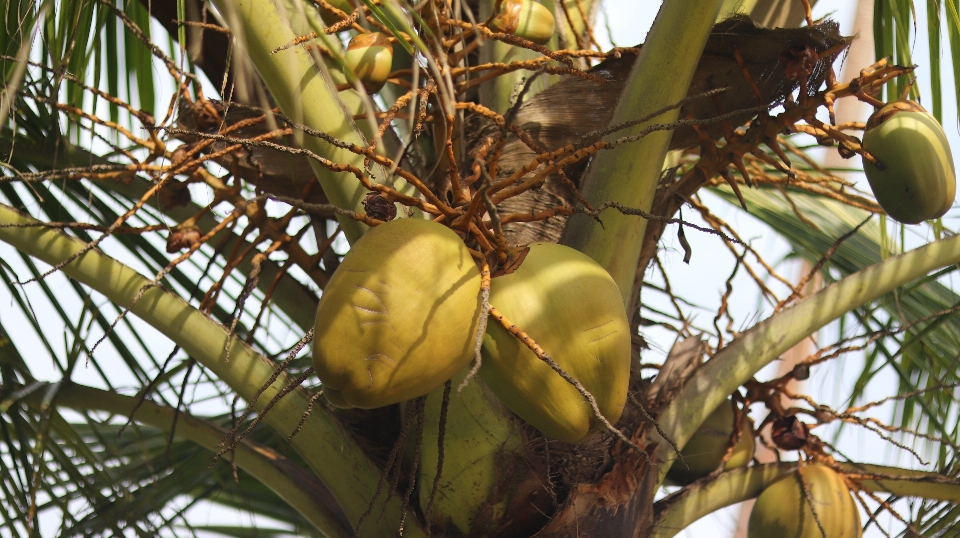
(713, 249), (744, 350)
(492, 200), (743, 247)
(216, 328), (314, 458)
(83, 195), (262, 361)
(632, 61), (915, 322)
(0, 221), (168, 233)
(581, 87), (732, 142)
(454, 62), (605, 93)
(845, 382), (960, 415)
(174, 19), (230, 33)
(162, 127), (448, 217)
(490, 103), (778, 204)
(789, 301), (960, 372)
(267, 195), (385, 227)
(774, 216), (871, 312)
(687, 197), (784, 299)
(101, 0), (195, 82)
(212, 366), (316, 465)
(0, 163), (153, 184)
(26, 94), (153, 148)
(788, 392), (956, 450)
(442, 18), (577, 68)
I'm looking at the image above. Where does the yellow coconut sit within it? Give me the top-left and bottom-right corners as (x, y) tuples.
(480, 243), (631, 443)
(749, 464), (862, 538)
(345, 32), (394, 93)
(862, 100), (956, 224)
(489, 0), (556, 45)
(313, 218), (481, 408)
(665, 400), (755, 485)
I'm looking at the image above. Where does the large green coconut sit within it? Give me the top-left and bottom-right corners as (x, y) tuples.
(862, 100), (956, 224)
(313, 218), (481, 408)
(480, 243), (631, 443)
(665, 400), (755, 485)
(749, 464), (862, 538)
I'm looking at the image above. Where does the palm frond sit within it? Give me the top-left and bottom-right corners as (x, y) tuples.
(713, 185), (960, 458)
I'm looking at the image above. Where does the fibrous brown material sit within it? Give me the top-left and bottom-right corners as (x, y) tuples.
(470, 15), (847, 246)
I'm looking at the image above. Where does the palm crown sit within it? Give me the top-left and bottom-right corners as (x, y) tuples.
(1, 0), (960, 536)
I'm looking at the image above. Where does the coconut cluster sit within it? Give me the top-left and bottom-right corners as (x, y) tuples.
(312, 219), (629, 442)
(312, 218), (864, 536)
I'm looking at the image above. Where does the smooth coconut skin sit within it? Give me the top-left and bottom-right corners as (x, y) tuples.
(862, 101), (956, 224)
(480, 243), (631, 443)
(749, 464), (862, 538)
(489, 0), (556, 45)
(665, 400), (755, 485)
(313, 218), (481, 408)
(345, 33), (394, 93)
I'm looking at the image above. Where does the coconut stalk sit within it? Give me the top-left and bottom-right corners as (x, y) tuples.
(559, 0), (725, 306)
(0, 203), (426, 538)
(652, 462), (960, 538)
(9, 381), (352, 538)
(654, 231), (960, 484)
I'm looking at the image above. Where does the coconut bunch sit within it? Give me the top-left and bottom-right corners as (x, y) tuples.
(312, 218), (630, 443)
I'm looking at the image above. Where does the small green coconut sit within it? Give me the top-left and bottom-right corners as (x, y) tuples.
(665, 400), (755, 485)
(345, 32), (394, 93)
(480, 243), (631, 443)
(313, 218), (481, 408)
(489, 0), (556, 45)
(862, 100), (956, 224)
(319, 0), (355, 26)
(749, 464), (861, 538)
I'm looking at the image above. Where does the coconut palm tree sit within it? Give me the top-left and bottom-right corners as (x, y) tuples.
(1, 0), (960, 536)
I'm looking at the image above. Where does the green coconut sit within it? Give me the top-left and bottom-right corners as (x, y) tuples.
(489, 0), (556, 45)
(665, 400), (755, 485)
(313, 218), (481, 408)
(480, 243), (631, 443)
(862, 100), (956, 224)
(319, 0), (355, 26)
(749, 464), (862, 538)
(345, 32), (394, 93)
